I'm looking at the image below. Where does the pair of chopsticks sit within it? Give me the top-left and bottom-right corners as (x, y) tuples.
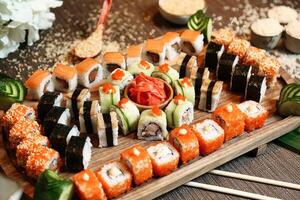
(185, 169), (300, 200)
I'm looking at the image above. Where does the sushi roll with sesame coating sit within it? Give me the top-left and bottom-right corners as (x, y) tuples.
(204, 41), (225, 71)
(161, 32), (181, 61)
(126, 44), (143, 67)
(212, 28), (235, 48)
(142, 39), (167, 65)
(180, 29), (204, 56)
(245, 75), (267, 103)
(52, 64), (78, 93)
(76, 58), (103, 88)
(151, 63), (179, 85)
(171, 52), (198, 78)
(37, 91), (63, 122)
(103, 52), (126, 74)
(242, 46), (266, 74)
(108, 68), (133, 91)
(99, 83), (120, 113)
(79, 100), (101, 134)
(258, 56), (280, 88)
(217, 52), (239, 81)
(128, 60), (155, 77)
(173, 77), (195, 106)
(227, 38), (250, 58)
(97, 111), (119, 148)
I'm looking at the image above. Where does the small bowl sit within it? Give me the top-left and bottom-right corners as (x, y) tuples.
(124, 79), (173, 111)
(285, 33), (300, 54)
(250, 30), (282, 50)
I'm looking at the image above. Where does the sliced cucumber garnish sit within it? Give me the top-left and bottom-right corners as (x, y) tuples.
(278, 83), (300, 117)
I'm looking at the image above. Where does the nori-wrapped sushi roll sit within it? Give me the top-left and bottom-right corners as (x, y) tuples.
(245, 75), (267, 103)
(217, 53), (239, 81)
(37, 92), (63, 122)
(230, 65), (252, 93)
(204, 41), (224, 71)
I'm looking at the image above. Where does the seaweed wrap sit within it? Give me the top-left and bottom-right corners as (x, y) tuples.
(204, 41), (224, 71)
(37, 91), (63, 122)
(97, 111), (119, 147)
(198, 79), (223, 112)
(245, 75), (267, 103)
(217, 52), (239, 81)
(79, 100), (101, 134)
(230, 64), (252, 93)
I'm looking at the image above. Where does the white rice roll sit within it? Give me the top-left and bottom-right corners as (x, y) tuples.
(76, 58), (103, 88)
(79, 100), (101, 134)
(173, 77), (195, 106)
(180, 29), (204, 56)
(198, 79), (223, 112)
(99, 83), (120, 113)
(108, 68), (133, 90)
(97, 111), (119, 147)
(161, 32), (181, 62)
(151, 63), (179, 85)
(127, 60), (155, 77)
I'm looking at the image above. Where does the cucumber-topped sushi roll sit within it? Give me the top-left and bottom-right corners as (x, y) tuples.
(151, 63), (179, 85)
(96, 161), (132, 199)
(128, 60), (154, 77)
(126, 44), (143, 67)
(65, 136), (92, 172)
(204, 41), (225, 71)
(245, 75), (267, 103)
(103, 52), (126, 74)
(227, 38), (250, 58)
(217, 52), (239, 81)
(97, 111), (119, 147)
(147, 142), (179, 177)
(37, 91), (63, 122)
(165, 95), (194, 128)
(172, 52), (197, 78)
(108, 68), (133, 90)
(230, 65), (252, 93)
(238, 100), (268, 132)
(99, 83), (120, 113)
(161, 32), (181, 61)
(52, 64), (78, 93)
(243, 46), (266, 74)
(76, 58), (103, 88)
(79, 100), (101, 134)
(198, 79), (223, 112)
(137, 106), (168, 141)
(110, 98), (140, 135)
(173, 77), (195, 106)
(212, 28), (235, 48)
(49, 124), (80, 155)
(180, 29), (204, 56)
(142, 39), (166, 65)
(25, 69), (54, 100)
(192, 119), (224, 155)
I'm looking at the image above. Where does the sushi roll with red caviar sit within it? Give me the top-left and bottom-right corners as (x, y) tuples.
(227, 38), (250, 58)
(126, 44), (143, 67)
(2, 103), (35, 128)
(120, 144), (153, 185)
(169, 125), (199, 164)
(161, 32), (181, 61)
(102, 52), (126, 74)
(180, 29), (204, 56)
(76, 58), (103, 88)
(173, 77), (195, 106)
(128, 60), (155, 77)
(99, 83), (120, 113)
(108, 68), (133, 90)
(142, 39), (167, 65)
(212, 28), (235, 48)
(151, 63), (179, 85)
(52, 64), (78, 93)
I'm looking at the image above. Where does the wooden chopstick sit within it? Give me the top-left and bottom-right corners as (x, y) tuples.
(185, 182), (281, 200)
(209, 170), (300, 190)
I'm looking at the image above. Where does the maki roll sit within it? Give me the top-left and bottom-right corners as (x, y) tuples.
(73, 169), (107, 200)
(65, 136), (92, 172)
(212, 28), (235, 48)
(245, 75), (267, 103)
(96, 161), (132, 199)
(258, 56), (280, 88)
(192, 67), (210, 105)
(110, 98), (140, 135)
(43, 106), (71, 136)
(180, 29), (204, 56)
(165, 95), (194, 128)
(79, 100), (101, 134)
(161, 32), (181, 61)
(243, 46), (266, 74)
(37, 91), (63, 122)
(173, 77), (195, 106)
(172, 52), (197, 78)
(49, 124), (80, 155)
(147, 142), (179, 177)
(230, 64), (252, 93)
(227, 38), (250, 58)
(103, 52), (126, 74)
(192, 119), (225, 155)
(99, 83), (120, 113)
(76, 58), (103, 88)
(142, 39), (166, 65)
(238, 100), (268, 132)
(128, 60), (155, 77)
(217, 52), (239, 81)
(151, 63), (179, 85)
(126, 44), (143, 67)
(25, 69), (54, 100)
(97, 111), (119, 147)
(137, 106), (168, 141)
(108, 68), (133, 90)
(169, 125), (199, 164)
(204, 41), (225, 71)
(52, 64), (78, 93)
(120, 144), (153, 185)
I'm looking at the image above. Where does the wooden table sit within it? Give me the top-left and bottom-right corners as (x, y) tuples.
(1, 0), (300, 199)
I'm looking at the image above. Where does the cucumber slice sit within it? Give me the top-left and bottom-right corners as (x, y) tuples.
(278, 100), (300, 117)
(279, 84), (295, 102)
(203, 17), (213, 42)
(111, 105), (130, 135)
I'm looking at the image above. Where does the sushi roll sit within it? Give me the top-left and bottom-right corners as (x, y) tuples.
(169, 124), (199, 164)
(52, 64), (78, 93)
(137, 106), (168, 141)
(173, 77), (195, 106)
(96, 161), (132, 199)
(120, 144), (153, 185)
(73, 169), (107, 200)
(192, 67), (210, 106)
(2, 103), (35, 128)
(110, 98), (140, 135)
(37, 91), (63, 122)
(204, 41), (225, 71)
(243, 46), (266, 74)
(230, 65), (252, 93)
(212, 103), (245, 142)
(227, 38), (250, 58)
(128, 60), (155, 77)
(238, 100), (268, 132)
(161, 32), (181, 61)
(99, 83), (120, 113)
(102, 52), (126, 74)
(97, 111), (119, 147)
(180, 29), (204, 56)
(25, 69), (54, 100)
(212, 28), (235, 48)
(258, 56), (280, 88)
(151, 63), (179, 85)
(172, 52), (197, 78)
(65, 136), (92, 172)
(192, 119), (224, 155)
(126, 44), (143, 67)
(76, 58), (103, 88)
(217, 52), (239, 81)
(43, 106), (71, 136)
(147, 142), (179, 177)
(79, 100), (101, 134)
(245, 75), (267, 103)
(49, 124), (80, 155)
(165, 95), (194, 128)
(142, 39), (166, 65)
(108, 68), (133, 91)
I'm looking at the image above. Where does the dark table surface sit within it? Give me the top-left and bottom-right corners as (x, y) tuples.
(1, 0), (300, 199)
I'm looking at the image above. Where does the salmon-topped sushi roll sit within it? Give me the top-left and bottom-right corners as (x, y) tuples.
(126, 44), (143, 67)
(169, 124), (199, 164)
(212, 103), (245, 142)
(2, 103), (35, 128)
(96, 161), (132, 199)
(103, 52), (126, 74)
(161, 32), (181, 61)
(212, 28), (236, 48)
(25, 69), (54, 100)
(227, 38), (251, 58)
(142, 39), (167, 65)
(73, 169), (107, 200)
(180, 29), (204, 56)
(52, 64), (78, 93)
(76, 58), (103, 88)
